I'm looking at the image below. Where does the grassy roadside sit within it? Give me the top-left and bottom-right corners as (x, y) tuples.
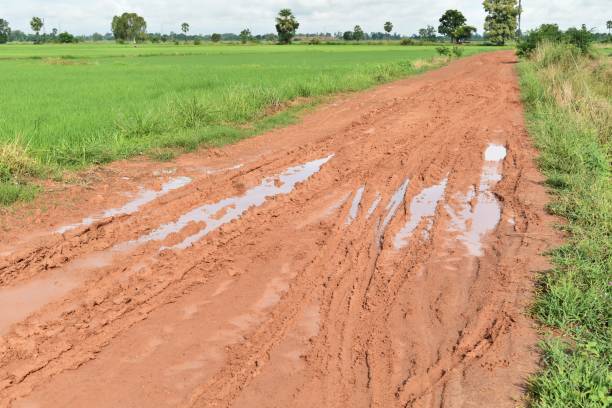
(1, 44), (493, 206)
(518, 43), (611, 407)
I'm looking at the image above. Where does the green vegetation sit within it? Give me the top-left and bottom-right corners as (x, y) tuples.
(0, 43), (495, 205)
(437, 9), (476, 43)
(518, 42), (611, 407)
(111, 12), (147, 43)
(275, 9), (299, 44)
(483, 0), (519, 45)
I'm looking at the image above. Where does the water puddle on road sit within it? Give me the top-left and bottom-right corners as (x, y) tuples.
(56, 176), (192, 234)
(131, 155), (334, 250)
(446, 144), (507, 256)
(394, 178), (448, 250)
(345, 186), (365, 225)
(379, 179), (410, 236)
(0, 249), (120, 335)
(366, 192), (382, 219)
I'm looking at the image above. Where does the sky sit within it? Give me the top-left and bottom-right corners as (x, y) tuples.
(2, 0), (610, 36)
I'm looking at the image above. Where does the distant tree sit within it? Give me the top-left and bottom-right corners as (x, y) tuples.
(275, 8), (299, 44)
(607, 20), (612, 37)
(438, 9), (466, 43)
(30, 16), (44, 43)
(239, 28), (251, 44)
(0, 19), (10, 44)
(483, 0), (519, 45)
(353, 25), (364, 41)
(57, 31), (76, 43)
(111, 12), (147, 43)
(181, 22), (189, 43)
(92, 32), (104, 42)
(343, 31), (354, 41)
(455, 25), (477, 43)
(384, 21), (393, 38)
(211, 33), (221, 42)
(418, 25), (436, 41)
(51, 27), (58, 40)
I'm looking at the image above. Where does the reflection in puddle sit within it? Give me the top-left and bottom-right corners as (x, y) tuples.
(394, 178), (448, 249)
(380, 179), (410, 235)
(133, 155), (334, 250)
(446, 144), (507, 256)
(484, 144), (507, 161)
(366, 192), (382, 219)
(56, 177), (192, 234)
(345, 186), (365, 225)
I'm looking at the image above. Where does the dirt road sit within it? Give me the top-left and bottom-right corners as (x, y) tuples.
(0, 51), (558, 407)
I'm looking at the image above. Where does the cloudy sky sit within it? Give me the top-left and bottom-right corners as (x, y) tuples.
(2, 0), (609, 36)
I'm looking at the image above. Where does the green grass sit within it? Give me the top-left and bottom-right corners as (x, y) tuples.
(518, 43), (611, 407)
(0, 43), (497, 205)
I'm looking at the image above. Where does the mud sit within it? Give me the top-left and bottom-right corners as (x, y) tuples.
(0, 51), (560, 408)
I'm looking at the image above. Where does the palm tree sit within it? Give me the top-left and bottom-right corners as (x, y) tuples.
(384, 21), (393, 39)
(607, 20), (612, 37)
(30, 16), (43, 43)
(181, 22), (189, 43)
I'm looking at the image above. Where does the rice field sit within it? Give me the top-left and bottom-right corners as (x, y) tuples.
(0, 43), (496, 204)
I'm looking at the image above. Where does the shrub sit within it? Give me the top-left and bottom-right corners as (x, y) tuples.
(309, 38), (320, 45)
(193, 39), (201, 45)
(517, 24), (594, 57)
(436, 46), (452, 57)
(452, 45), (464, 57)
(211, 33), (221, 43)
(400, 38), (414, 46)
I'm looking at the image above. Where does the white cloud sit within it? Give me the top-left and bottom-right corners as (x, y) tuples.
(2, 0), (609, 35)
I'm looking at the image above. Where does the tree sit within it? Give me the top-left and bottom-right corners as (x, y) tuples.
(343, 31), (353, 41)
(418, 25), (436, 41)
(57, 32), (76, 43)
(181, 22), (189, 43)
(51, 28), (58, 39)
(438, 9), (466, 43)
(211, 33), (221, 42)
(607, 20), (612, 37)
(111, 12), (147, 43)
(353, 25), (364, 41)
(30, 17), (44, 43)
(384, 21), (393, 38)
(239, 28), (251, 44)
(0, 19), (10, 44)
(455, 25), (477, 43)
(483, 0), (519, 45)
(275, 8), (299, 44)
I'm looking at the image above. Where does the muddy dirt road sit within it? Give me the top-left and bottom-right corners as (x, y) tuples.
(0, 51), (558, 407)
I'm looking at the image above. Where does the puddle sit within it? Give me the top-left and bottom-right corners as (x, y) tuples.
(57, 176), (192, 234)
(366, 193), (382, 219)
(446, 144), (507, 256)
(394, 178), (448, 250)
(345, 186), (365, 225)
(132, 155), (333, 250)
(0, 249), (119, 335)
(484, 144), (507, 161)
(380, 179), (410, 235)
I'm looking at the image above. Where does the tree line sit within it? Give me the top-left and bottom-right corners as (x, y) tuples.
(1, 1), (611, 46)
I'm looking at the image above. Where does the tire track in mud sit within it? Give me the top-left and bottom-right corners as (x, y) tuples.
(0, 51), (560, 408)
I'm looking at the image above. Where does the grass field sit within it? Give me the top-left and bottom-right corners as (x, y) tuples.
(0, 43), (497, 204)
(519, 43), (611, 407)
